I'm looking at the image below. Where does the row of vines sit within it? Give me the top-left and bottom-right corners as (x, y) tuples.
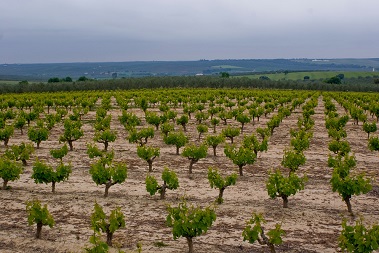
(1, 89), (379, 253)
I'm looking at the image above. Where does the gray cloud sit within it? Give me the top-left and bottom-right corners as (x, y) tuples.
(1, 0), (378, 63)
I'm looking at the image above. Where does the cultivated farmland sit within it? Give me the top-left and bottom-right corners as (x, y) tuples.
(0, 89), (378, 253)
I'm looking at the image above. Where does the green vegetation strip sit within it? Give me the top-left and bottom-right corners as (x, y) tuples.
(238, 71), (378, 81)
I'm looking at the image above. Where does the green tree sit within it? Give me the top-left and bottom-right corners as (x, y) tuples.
(86, 143), (105, 159)
(49, 144), (68, 162)
(350, 107), (366, 125)
(183, 104), (196, 119)
(281, 149), (306, 175)
(0, 157), (23, 189)
(32, 160), (72, 193)
(160, 122), (174, 137)
(164, 131), (188, 155)
(145, 112), (162, 130)
(337, 73), (345, 80)
(206, 134), (225, 156)
(44, 99), (54, 114)
(196, 124), (208, 141)
(48, 77), (60, 83)
(327, 153), (356, 173)
(78, 76), (89, 82)
(138, 97), (149, 113)
(220, 72), (230, 78)
(256, 127), (271, 139)
(242, 212), (285, 253)
(89, 151), (128, 197)
(236, 113), (251, 133)
(176, 115), (189, 132)
(328, 128), (348, 141)
(64, 76), (73, 82)
(14, 115), (26, 135)
(128, 127), (155, 146)
(298, 116), (315, 131)
(55, 108), (67, 121)
(328, 140), (351, 157)
(28, 123), (49, 149)
(243, 134), (268, 156)
(90, 202), (125, 246)
(19, 80), (29, 85)
(325, 76), (341, 84)
(363, 122), (377, 139)
(267, 115), (281, 135)
(166, 200), (216, 253)
(207, 167), (237, 204)
(328, 154), (372, 214)
(137, 145), (160, 172)
(224, 144), (256, 176)
(182, 143), (208, 174)
(368, 136), (379, 153)
(210, 117), (220, 133)
(225, 100), (236, 110)
(26, 200), (55, 239)
(45, 113), (58, 130)
(289, 129), (312, 152)
(339, 217), (379, 253)
(222, 126), (240, 144)
(94, 129), (117, 152)
(145, 167), (179, 199)
(208, 107), (220, 120)
(166, 110), (177, 123)
(266, 169), (308, 208)
(5, 142), (34, 166)
(219, 111), (232, 125)
(84, 232), (109, 253)
(59, 119), (84, 151)
(194, 111), (208, 124)
(119, 111), (141, 130)
(249, 107), (265, 122)
(94, 113), (110, 131)
(0, 125), (14, 147)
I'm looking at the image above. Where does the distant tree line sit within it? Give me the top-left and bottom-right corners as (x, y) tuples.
(1, 75), (379, 94)
(47, 76), (89, 83)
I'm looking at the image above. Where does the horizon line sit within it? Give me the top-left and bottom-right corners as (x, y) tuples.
(3, 57), (379, 65)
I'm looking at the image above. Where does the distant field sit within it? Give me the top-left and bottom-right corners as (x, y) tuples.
(237, 71), (379, 81)
(0, 80), (20, 85)
(211, 65), (243, 69)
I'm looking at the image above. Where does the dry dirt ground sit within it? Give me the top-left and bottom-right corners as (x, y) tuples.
(1, 96), (378, 253)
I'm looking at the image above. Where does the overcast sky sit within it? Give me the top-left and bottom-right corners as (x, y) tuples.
(1, 0), (378, 63)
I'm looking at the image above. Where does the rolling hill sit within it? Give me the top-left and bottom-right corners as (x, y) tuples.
(0, 58), (378, 81)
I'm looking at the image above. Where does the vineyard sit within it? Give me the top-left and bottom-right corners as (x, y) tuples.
(0, 89), (379, 253)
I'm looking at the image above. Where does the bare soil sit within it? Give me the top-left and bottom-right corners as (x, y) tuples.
(1, 96), (378, 253)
